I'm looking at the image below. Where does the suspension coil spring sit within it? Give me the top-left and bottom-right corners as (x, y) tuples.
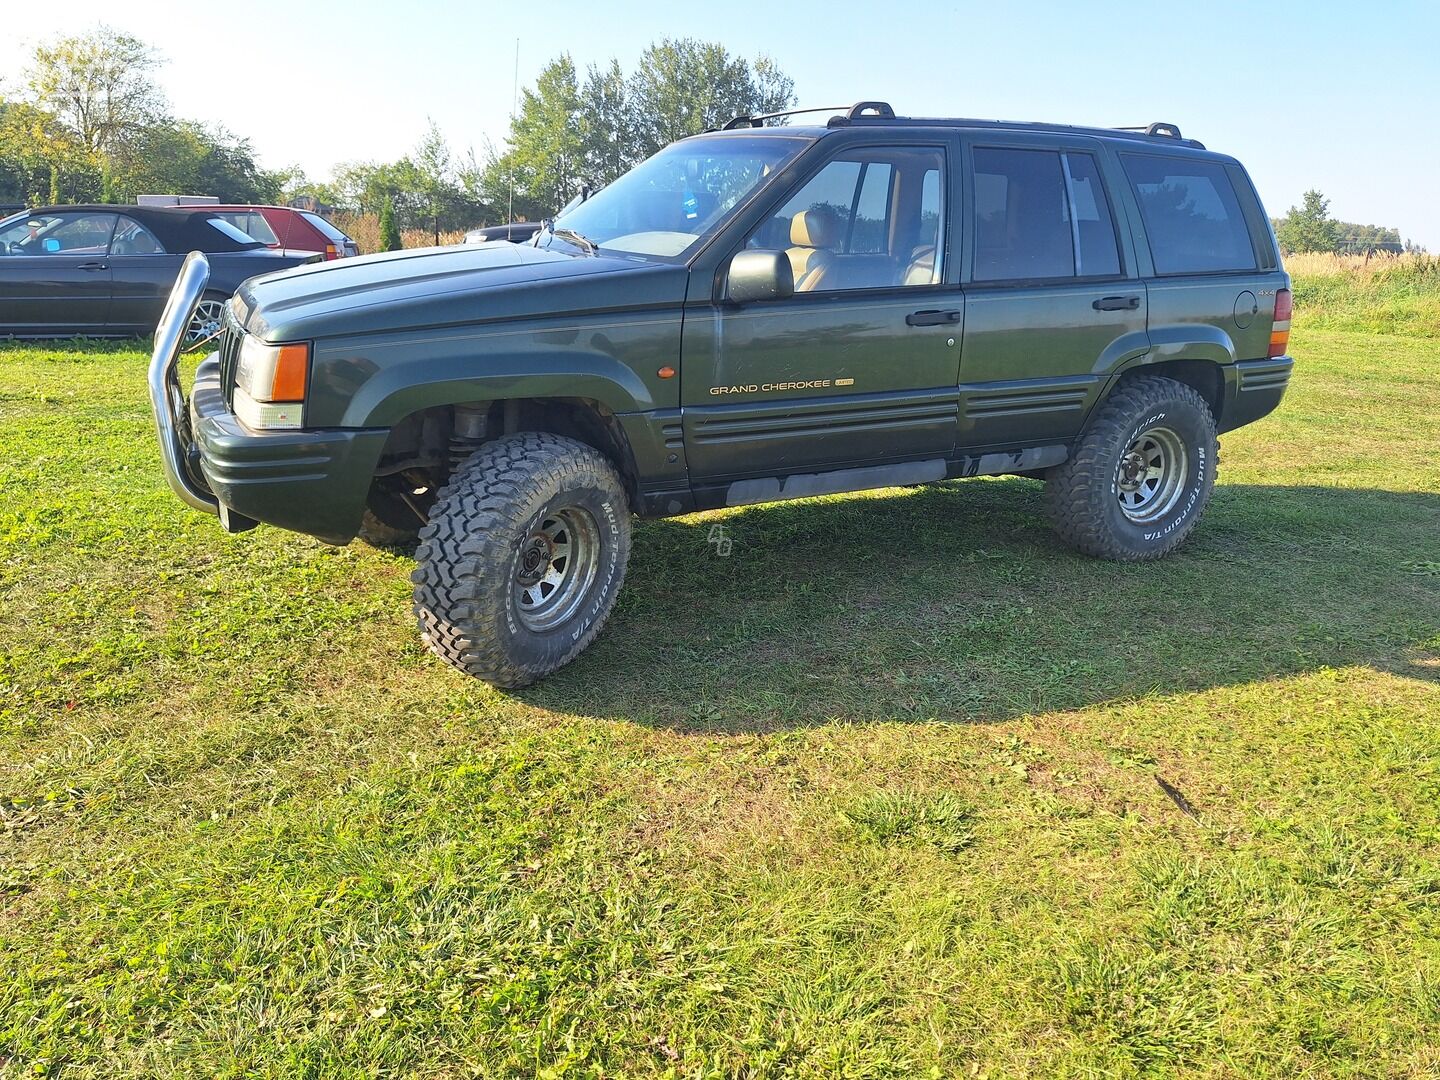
(449, 405), (491, 468)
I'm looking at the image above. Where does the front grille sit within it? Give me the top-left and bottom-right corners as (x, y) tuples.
(218, 304), (243, 407)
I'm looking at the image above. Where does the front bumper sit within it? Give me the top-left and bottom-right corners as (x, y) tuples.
(148, 251), (388, 545)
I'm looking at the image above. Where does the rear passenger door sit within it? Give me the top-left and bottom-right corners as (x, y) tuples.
(957, 136), (1149, 449)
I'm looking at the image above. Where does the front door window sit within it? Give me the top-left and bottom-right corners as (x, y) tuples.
(745, 146), (946, 292)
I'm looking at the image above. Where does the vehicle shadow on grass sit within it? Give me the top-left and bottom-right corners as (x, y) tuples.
(523, 480), (1440, 732)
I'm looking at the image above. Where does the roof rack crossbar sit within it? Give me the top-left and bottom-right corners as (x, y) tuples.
(717, 101), (897, 131)
(1116, 121), (1186, 139)
(720, 105), (854, 130)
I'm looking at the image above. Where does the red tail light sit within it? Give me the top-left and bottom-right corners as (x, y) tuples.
(324, 243), (338, 260)
(1269, 287), (1292, 358)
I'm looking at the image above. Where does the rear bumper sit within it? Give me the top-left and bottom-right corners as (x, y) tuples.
(1220, 356), (1293, 433)
(189, 357), (389, 545)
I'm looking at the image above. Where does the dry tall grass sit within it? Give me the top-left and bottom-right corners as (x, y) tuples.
(330, 211), (466, 254)
(1285, 251), (1440, 336)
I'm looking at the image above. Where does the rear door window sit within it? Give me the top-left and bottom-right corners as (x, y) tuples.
(973, 148), (1073, 281)
(1120, 154), (1257, 274)
(971, 147), (1123, 282)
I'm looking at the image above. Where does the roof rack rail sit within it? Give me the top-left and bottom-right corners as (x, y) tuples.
(1116, 121), (1186, 140)
(718, 105), (853, 131)
(827, 101), (897, 127)
(714, 101), (897, 132)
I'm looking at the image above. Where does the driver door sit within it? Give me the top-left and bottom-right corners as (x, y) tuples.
(0, 211), (116, 335)
(681, 140), (962, 490)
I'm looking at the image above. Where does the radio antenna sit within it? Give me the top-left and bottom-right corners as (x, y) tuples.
(506, 38), (519, 232)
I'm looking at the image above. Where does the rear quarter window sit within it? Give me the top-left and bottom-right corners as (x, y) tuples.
(1120, 154), (1257, 275)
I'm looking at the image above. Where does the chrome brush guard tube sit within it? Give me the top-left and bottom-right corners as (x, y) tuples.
(147, 250), (219, 516)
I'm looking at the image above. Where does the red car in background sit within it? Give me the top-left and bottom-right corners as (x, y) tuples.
(209, 205), (359, 260)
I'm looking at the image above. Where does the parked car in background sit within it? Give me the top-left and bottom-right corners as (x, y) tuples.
(463, 222), (543, 245)
(209, 205), (359, 259)
(0, 205), (317, 340)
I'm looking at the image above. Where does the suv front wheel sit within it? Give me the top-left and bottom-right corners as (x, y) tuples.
(1045, 375), (1218, 561)
(412, 433), (631, 687)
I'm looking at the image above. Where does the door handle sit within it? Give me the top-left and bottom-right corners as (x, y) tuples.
(1092, 295), (1140, 311)
(77, 261), (108, 271)
(906, 308), (962, 327)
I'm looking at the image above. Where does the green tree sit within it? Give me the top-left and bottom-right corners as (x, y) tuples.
(0, 98), (97, 204)
(626, 39), (794, 159)
(482, 54), (585, 221)
(481, 42), (795, 220)
(26, 26), (162, 155)
(579, 59), (632, 186)
(378, 195), (402, 251)
(1275, 190), (1340, 254)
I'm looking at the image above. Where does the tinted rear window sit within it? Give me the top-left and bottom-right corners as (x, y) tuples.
(973, 147), (1074, 281)
(215, 211), (278, 245)
(301, 212), (350, 243)
(1121, 154), (1257, 275)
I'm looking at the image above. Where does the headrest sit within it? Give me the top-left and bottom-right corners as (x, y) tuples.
(790, 207), (839, 249)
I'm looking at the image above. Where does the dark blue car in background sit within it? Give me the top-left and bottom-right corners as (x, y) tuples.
(0, 205), (317, 341)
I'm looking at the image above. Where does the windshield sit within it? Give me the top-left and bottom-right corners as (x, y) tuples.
(549, 134), (810, 260)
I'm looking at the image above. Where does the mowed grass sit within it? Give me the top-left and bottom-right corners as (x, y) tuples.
(1, 319), (1438, 1077)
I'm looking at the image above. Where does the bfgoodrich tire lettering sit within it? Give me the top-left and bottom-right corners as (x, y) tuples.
(1045, 375), (1218, 561)
(412, 432), (631, 688)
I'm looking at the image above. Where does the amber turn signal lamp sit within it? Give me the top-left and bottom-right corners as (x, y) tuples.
(269, 343), (311, 401)
(658, 366), (676, 379)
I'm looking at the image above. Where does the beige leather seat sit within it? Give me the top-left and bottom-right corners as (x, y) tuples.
(903, 244), (939, 285)
(786, 207), (839, 291)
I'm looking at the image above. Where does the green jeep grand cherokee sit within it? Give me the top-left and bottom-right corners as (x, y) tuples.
(149, 102), (1293, 687)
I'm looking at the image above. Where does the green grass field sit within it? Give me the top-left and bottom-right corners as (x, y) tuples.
(1, 311), (1438, 1076)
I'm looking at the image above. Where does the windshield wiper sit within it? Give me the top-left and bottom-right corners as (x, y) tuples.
(546, 224), (599, 255)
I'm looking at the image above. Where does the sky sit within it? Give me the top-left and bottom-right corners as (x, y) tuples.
(3, 0), (1438, 248)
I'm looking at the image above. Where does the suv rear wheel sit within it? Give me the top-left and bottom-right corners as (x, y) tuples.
(1045, 375), (1218, 561)
(411, 433), (631, 687)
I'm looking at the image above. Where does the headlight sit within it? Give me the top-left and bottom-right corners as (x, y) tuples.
(233, 335), (309, 430)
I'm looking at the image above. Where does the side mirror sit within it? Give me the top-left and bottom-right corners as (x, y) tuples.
(727, 249), (794, 304)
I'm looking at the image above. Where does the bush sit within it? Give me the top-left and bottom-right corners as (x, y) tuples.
(378, 197), (402, 252)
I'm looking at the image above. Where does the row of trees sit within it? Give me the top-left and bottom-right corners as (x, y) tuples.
(1, 27), (793, 240)
(0, 27), (282, 206)
(296, 38), (794, 233)
(1273, 190), (1420, 255)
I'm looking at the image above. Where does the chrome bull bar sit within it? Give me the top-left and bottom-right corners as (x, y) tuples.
(147, 250), (219, 516)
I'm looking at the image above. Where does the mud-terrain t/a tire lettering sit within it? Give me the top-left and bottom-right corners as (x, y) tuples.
(411, 433), (632, 687)
(1044, 375), (1219, 561)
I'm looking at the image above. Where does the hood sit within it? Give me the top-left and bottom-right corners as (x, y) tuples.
(233, 242), (687, 342)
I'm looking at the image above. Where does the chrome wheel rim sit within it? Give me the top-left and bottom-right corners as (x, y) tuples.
(185, 299), (227, 344)
(1116, 425), (1188, 523)
(513, 507), (602, 632)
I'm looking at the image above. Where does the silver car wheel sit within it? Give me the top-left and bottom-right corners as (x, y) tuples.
(1115, 425), (1189, 524)
(513, 507), (602, 633)
(185, 299), (227, 344)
